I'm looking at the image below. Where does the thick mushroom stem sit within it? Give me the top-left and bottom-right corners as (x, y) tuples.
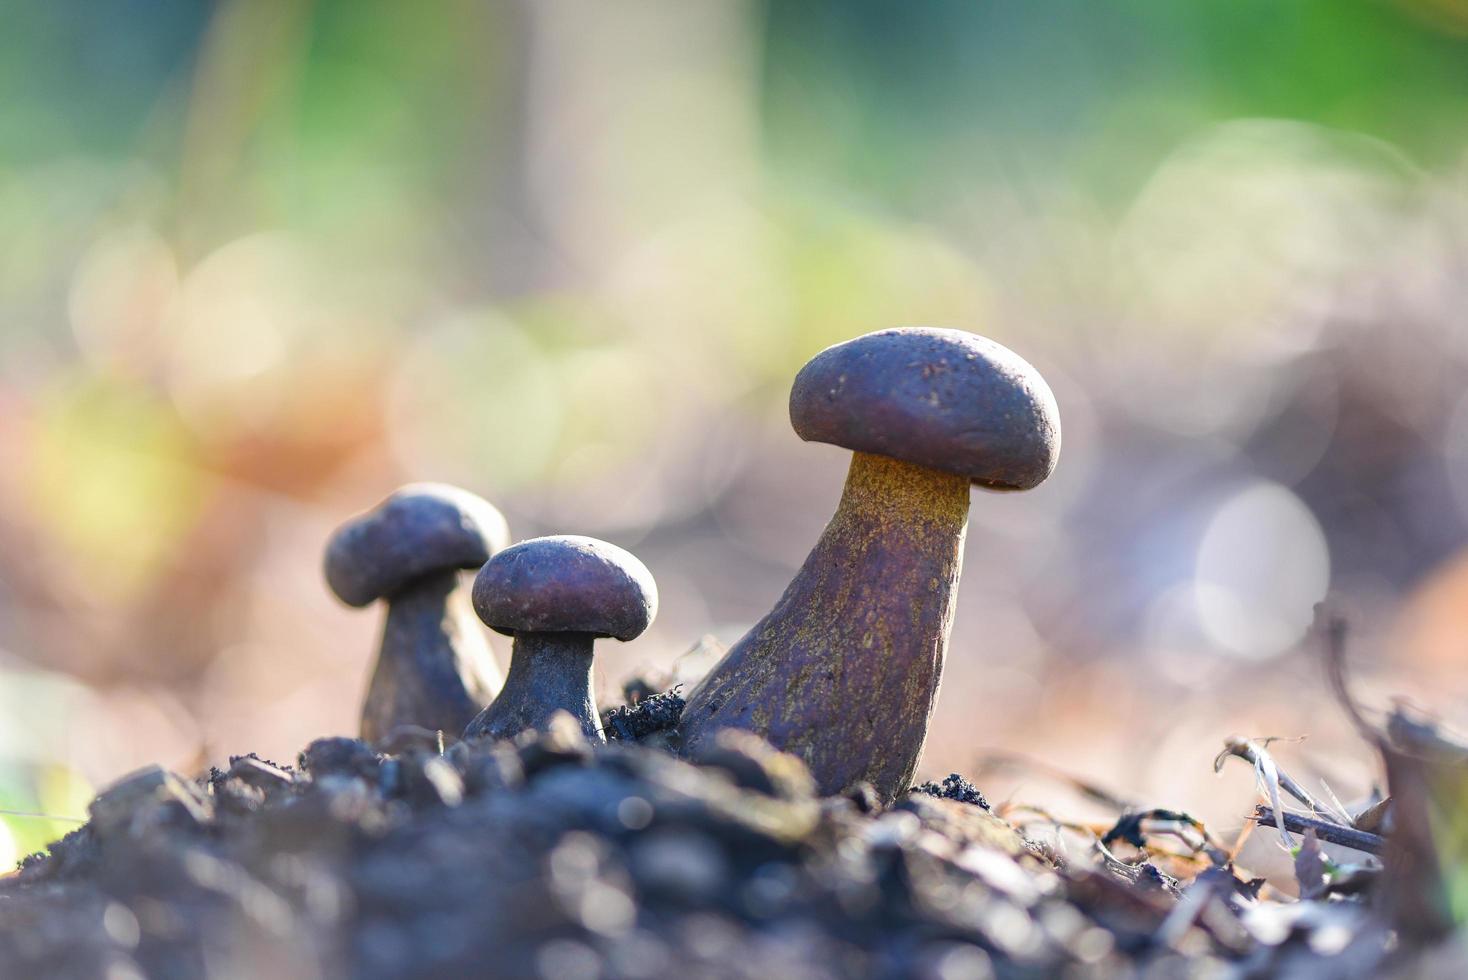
(679, 451), (971, 802)
(362, 570), (503, 743)
(461, 633), (600, 742)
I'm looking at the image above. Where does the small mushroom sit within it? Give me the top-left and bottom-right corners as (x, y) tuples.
(325, 483), (509, 743)
(678, 327), (1061, 802)
(462, 535), (656, 743)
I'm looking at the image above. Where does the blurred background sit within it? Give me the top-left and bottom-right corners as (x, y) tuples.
(3, 0), (1468, 864)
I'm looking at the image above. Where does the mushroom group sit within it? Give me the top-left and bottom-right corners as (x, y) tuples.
(323, 327), (1059, 804)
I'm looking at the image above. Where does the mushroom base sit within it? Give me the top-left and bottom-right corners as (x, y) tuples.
(461, 633), (602, 742)
(361, 570), (504, 744)
(679, 451), (970, 802)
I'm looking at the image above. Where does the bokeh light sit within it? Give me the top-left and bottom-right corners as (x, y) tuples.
(1194, 481), (1331, 658)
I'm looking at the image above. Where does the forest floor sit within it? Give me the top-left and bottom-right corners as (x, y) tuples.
(1, 620), (1465, 979)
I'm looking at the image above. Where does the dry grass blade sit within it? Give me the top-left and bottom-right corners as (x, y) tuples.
(1216, 736), (1296, 845)
(0, 809), (85, 824)
(997, 802), (1100, 839)
(1214, 735), (1348, 824)
(974, 748), (1134, 812)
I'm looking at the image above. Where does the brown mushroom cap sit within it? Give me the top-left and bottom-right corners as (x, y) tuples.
(789, 327), (1061, 490)
(325, 483), (510, 607)
(472, 535), (657, 642)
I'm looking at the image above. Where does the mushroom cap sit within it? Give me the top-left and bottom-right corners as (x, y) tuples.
(325, 483), (510, 607)
(789, 327), (1061, 490)
(472, 535), (657, 642)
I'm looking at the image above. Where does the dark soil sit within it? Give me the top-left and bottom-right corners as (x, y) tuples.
(911, 773), (989, 810)
(0, 666), (1457, 979)
(602, 688), (687, 744)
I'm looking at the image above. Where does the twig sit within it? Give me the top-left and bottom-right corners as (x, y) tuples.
(1253, 805), (1384, 855)
(1214, 736), (1334, 818)
(1317, 606), (1379, 744)
(1102, 808), (1228, 861)
(1093, 840), (1182, 897)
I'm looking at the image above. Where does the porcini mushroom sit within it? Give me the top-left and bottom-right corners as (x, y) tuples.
(678, 327), (1061, 802)
(462, 535), (656, 742)
(325, 483), (509, 743)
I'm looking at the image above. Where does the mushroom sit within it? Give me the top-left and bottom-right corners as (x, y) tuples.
(678, 327), (1060, 802)
(462, 535), (657, 742)
(325, 483), (509, 743)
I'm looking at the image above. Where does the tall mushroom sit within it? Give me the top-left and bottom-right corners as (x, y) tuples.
(462, 535), (656, 743)
(325, 483), (509, 743)
(678, 327), (1061, 802)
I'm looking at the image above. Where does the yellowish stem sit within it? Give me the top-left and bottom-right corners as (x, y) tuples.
(680, 452), (970, 801)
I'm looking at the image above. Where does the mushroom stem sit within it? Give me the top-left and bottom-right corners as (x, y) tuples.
(680, 451), (970, 801)
(462, 633), (599, 742)
(363, 570), (503, 743)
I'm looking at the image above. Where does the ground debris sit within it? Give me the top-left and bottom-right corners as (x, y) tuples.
(910, 772), (989, 809)
(1252, 805), (1386, 856)
(601, 686), (686, 743)
(0, 680), (1457, 979)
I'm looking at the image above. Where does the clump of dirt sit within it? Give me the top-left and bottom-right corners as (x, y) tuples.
(911, 772), (989, 809)
(1, 695), (1447, 980)
(601, 687), (686, 743)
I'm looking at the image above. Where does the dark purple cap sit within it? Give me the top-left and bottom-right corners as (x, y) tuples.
(789, 327), (1061, 490)
(472, 535), (657, 642)
(325, 483), (510, 607)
